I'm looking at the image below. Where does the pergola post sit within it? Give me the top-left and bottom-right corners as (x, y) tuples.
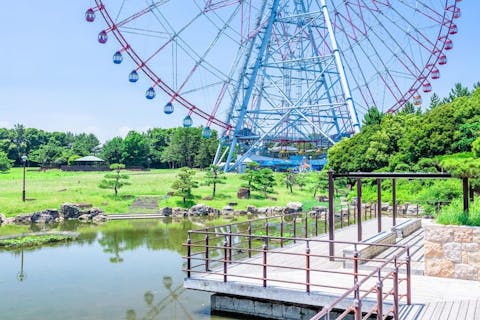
(392, 178), (397, 227)
(356, 178), (362, 241)
(328, 170), (335, 260)
(463, 177), (469, 213)
(377, 179), (382, 233)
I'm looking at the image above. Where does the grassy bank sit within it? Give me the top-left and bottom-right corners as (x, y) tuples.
(0, 168), (322, 217)
(0, 232), (79, 249)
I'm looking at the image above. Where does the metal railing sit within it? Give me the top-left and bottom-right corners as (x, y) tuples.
(184, 214), (411, 320)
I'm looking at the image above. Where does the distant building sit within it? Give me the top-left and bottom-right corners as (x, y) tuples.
(62, 155), (109, 171)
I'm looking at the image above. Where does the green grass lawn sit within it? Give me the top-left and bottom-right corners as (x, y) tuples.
(0, 168), (325, 217)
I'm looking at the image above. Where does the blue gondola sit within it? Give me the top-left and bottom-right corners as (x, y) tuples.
(183, 115), (192, 128)
(164, 102), (174, 114)
(145, 87), (156, 99)
(202, 126), (211, 138)
(128, 70), (139, 83)
(113, 51), (123, 64)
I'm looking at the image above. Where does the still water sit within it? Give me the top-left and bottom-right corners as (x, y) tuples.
(0, 219), (241, 320)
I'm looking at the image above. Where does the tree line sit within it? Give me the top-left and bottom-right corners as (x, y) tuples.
(0, 125), (218, 171)
(328, 83), (480, 173)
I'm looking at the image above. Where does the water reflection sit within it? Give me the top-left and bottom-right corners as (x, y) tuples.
(17, 249), (26, 282)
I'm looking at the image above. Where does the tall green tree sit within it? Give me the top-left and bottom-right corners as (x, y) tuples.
(99, 164), (131, 197)
(283, 169), (296, 193)
(171, 167), (199, 204)
(443, 82), (470, 104)
(122, 131), (150, 167)
(204, 165), (226, 197)
(254, 168), (276, 198)
(362, 107), (384, 127)
(241, 162), (260, 191)
(100, 137), (124, 164)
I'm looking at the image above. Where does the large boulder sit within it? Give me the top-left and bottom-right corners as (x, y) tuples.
(286, 202), (303, 214)
(160, 207), (172, 217)
(61, 204), (81, 219)
(92, 214), (108, 224)
(246, 205), (257, 214)
(31, 209), (59, 224)
(189, 204), (215, 216)
(0, 213), (5, 225)
(237, 188), (250, 199)
(222, 206), (234, 215)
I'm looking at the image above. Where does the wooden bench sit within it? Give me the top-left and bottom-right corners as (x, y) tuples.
(343, 231), (397, 267)
(392, 219), (421, 239)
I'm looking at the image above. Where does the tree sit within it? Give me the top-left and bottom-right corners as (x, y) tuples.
(241, 162), (260, 190)
(429, 93), (441, 109)
(254, 168), (276, 198)
(362, 107), (383, 127)
(310, 170), (328, 198)
(99, 164), (131, 197)
(473, 137), (480, 158)
(122, 131), (150, 168)
(171, 167), (199, 204)
(0, 151), (12, 172)
(204, 165), (226, 197)
(295, 172), (308, 191)
(283, 169), (296, 193)
(100, 137), (124, 164)
(443, 82), (470, 104)
(72, 133), (100, 156)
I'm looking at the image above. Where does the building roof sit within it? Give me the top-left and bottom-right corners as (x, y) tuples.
(74, 156), (105, 162)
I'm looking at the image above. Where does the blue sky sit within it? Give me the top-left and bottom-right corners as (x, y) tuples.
(0, 1), (478, 142)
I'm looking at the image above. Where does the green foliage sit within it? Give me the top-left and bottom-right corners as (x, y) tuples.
(99, 164), (131, 197)
(204, 165), (226, 197)
(122, 131), (150, 168)
(0, 233), (77, 249)
(362, 107), (384, 127)
(254, 168), (276, 198)
(439, 153), (480, 178)
(0, 151), (12, 172)
(329, 84), (480, 172)
(309, 170), (328, 198)
(240, 162), (260, 190)
(100, 137), (124, 165)
(171, 167), (199, 204)
(437, 199), (480, 226)
(473, 137), (480, 158)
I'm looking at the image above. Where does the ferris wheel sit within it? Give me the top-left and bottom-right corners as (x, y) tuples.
(85, 0), (461, 172)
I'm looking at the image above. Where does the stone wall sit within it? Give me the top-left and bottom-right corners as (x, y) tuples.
(424, 223), (480, 281)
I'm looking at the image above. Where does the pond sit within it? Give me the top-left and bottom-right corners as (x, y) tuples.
(0, 219), (243, 320)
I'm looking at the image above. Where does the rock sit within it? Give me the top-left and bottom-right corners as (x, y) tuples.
(0, 213), (5, 225)
(173, 208), (188, 217)
(202, 196), (213, 201)
(453, 227), (473, 243)
(425, 258), (454, 278)
(88, 208), (103, 218)
(236, 210), (247, 215)
(454, 264), (478, 280)
(267, 196), (277, 201)
(316, 195), (328, 202)
(257, 207), (269, 214)
(312, 206), (327, 214)
(222, 206), (234, 215)
(237, 188), (250, 199)
(13, 214), (32, 224)
(381, 202), (389, 211)
(76, 203), (92, 209)
(30, 210), (59, 224)
(160, 207), (172, 217)
(189, 204), (209, 216)
(246, 205), (257, 214)
(61, 204), (81, 219)
(443, 242), (462, 262)
(92, 214), (108, 224)
(272, 206), (284, 214)
(286, 202), (303, 213)
(424, 241), (443, 259)
(78, 214), (91, 222)
(228, 202), (238, 207)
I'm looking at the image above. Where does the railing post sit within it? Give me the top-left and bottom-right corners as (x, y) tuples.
(280, 216), (284, 248)
(463, 177), (469, 213)
(305, 214), (308, 238)
(315, 214), (318, 237)
(357, 178), (362, 241)
(263, 239), (268, 287)
(392, 178), (397, 227)
(377, 179), (382, 233)
(205, 232), (209, 272)
(187, 232), (192, 278)
(306, 241), (310, 293)
(353, 245), (361, 320)
(228, 225), (233, 263)
(293, 215), (297, 243)
(265, 220), (269, 247)
(406, 248), (412, 305)
(328, 169), (335, 260)
(376, 270), (383, 320)
(248, 222), (252, 258)
(223, 237), (228, 282)
(393, 258), (399, 320)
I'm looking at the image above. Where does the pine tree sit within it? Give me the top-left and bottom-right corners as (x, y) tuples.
(204, 165), (226, 197)
(99, 164), (130, 197)
(171, 167), (199, 204)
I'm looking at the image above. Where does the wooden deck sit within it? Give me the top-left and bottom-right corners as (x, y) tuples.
(185, 217), (480, 319)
